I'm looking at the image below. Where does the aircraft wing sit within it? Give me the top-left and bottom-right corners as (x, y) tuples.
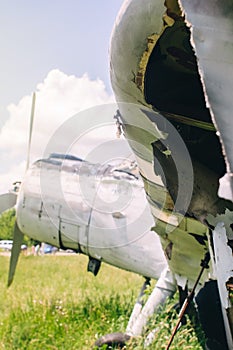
(0, 192), (17, 215)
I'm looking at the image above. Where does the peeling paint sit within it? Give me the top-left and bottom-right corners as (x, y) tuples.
(207, 209), (233, 241)
(212, 223), (233, 347)
(136, 0), (184, 93)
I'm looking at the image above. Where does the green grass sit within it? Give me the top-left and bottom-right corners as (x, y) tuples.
(0, 254), (204, 349)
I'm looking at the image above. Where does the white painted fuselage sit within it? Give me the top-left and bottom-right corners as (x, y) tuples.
(16, 154), (167, 278)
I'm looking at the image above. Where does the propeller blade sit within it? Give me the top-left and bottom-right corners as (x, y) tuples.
(8, 221), (24, 287)
(26, 92), (36, 170)
(7, 93), (36, 286)
(0, 192), (17, 215)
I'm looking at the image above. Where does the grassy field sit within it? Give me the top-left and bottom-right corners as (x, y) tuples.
(0, 253), (204, 349)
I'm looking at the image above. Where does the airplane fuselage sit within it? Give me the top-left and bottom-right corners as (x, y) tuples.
(16, 154), (167, 279)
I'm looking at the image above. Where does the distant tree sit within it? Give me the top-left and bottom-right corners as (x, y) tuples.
(0, 209), (31, 245)
(0, 209), (15, 240)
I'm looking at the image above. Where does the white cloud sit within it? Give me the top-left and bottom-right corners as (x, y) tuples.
(0, 69), (115, 193)
(0, 161), (26, 194)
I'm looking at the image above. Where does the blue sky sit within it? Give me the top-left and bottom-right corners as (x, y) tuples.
(0, 0), (126, 192)
(0, 0), (123, 127)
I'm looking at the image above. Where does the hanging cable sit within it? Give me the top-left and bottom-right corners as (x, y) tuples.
(166, 252), (210, 350)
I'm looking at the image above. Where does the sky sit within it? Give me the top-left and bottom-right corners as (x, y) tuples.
(0, 0), (127, 193)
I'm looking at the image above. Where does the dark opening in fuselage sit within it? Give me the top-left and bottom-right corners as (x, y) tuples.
(144, 18), (226, 177)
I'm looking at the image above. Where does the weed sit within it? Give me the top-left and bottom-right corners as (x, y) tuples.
(0, 254), (203, 349)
